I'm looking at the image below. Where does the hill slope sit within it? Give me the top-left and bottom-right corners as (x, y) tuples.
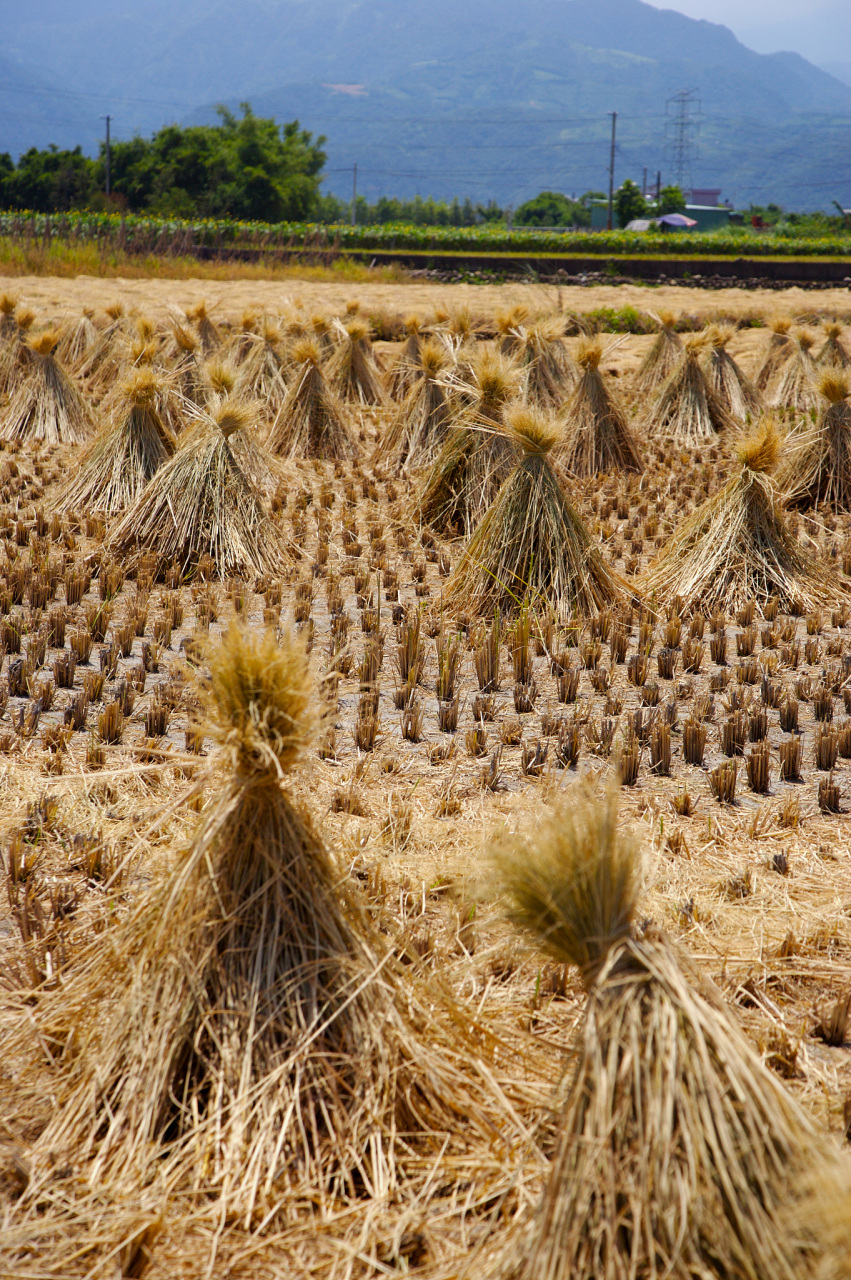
(1, 0), (850, 209)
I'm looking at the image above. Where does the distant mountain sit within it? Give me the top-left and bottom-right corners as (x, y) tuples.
(2, 0), (850, 210)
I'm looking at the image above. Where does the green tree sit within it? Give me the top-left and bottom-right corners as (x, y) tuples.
(656, 185), (687, 215)
(615, 178), (647, 228)
(0, 145), (95, 212)
(514, 190), (590, 227)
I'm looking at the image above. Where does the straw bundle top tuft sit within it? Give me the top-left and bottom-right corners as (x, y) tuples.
(419, 335), (447, 376)
(403, 314), (421, 335)
(201, 625), (317, 777)
(0, 292), (18, 316)
(15, 308), (35, 331)
(261, 318), (282, 346)
(505, 404), (560, 457)
(121, 365), (160, 407)
(212, 399), (252, 439)
(29, 329), (60, 356)
(345, 317), (370, 343)
(770, 314), (792, 335)
(684, 331), (710, 355)
(797, 329), (816, 352)
(290, 335), (323, 367)
(736, 416), (781, 473)
(204, 357), (236, 397)
(172, 322), (198, 353)
(707, 322), (735, 349)
(575, 337), (603, 371)
(493, 782), (638, 985)
(819, 369), (850, 404)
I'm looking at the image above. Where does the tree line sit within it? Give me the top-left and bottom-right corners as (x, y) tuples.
(0, 103), (698, 229)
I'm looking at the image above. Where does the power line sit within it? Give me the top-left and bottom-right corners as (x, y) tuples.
(665, 89), (701, 191)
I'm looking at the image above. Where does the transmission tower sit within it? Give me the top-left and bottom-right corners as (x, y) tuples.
(664, 89), (701, 193)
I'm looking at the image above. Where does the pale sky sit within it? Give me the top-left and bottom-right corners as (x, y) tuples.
(647, 0), (849, 65)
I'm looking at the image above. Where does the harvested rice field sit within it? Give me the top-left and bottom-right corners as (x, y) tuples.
(1, 273), (851, 1277)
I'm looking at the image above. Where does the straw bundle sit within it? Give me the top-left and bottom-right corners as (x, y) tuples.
(632, 309), (683, 396)
(514, 316), (577, 409)
(106, 400), (289, 577)
(754, 315), (793, 391)
(233, 319), (289, 418)
(309, 312), (334, 357)
(229, 310), (259, 365)
(444, 406), (625, 616)
(266, 338), (356, 460)
(324, 318), (387, 405)
(1, 331), (95, 445)
(705, 323), (763, 420)
(55, 368), (175, 516)
(3, 625), (535, 1248)
(373, 336), (452, 471)
(55, 309), (98, 371)
(170, 322), (208, 409)
(641, 418), (837, 612)
(769, 329), (819, 413)
(496, 304), (529, 355)
(75, 307), (128, 392)
(816, 320), (851, 370)
(647, 332), (737, 443)
(387, 314), (424, 400)
(417, 348), (523, 535)
(0, 304), (35, 397)
(185, 299), (220, 353)
(0, 292), (18, 342)
(780, 370), (851, 512)
(483, 780), (829, 1280)
(560, 338), (643, 475)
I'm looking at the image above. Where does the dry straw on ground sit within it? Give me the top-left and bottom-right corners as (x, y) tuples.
(106, 399), (290, 576)
(480, 778), (838, 1280)
(266, 336), (356, 460)
(647, 332), (737, 443)
(1, 330), (95, 445)
(560, 337), (643, 475)
(641, 417), (839, 612)
(444, 405), (625, 616)
(55, 366), (175, 516)
(780, 370), (851, 513)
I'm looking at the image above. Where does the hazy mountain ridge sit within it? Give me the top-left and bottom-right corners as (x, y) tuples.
(1, 0), (850, 209)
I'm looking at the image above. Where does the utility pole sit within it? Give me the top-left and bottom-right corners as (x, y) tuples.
(102, 115), (111, 198)
(607, 111), (617, 231)
(350, 163), (358, 226)
(656, 171), (662, 203)
(642, 166), (647, 198)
